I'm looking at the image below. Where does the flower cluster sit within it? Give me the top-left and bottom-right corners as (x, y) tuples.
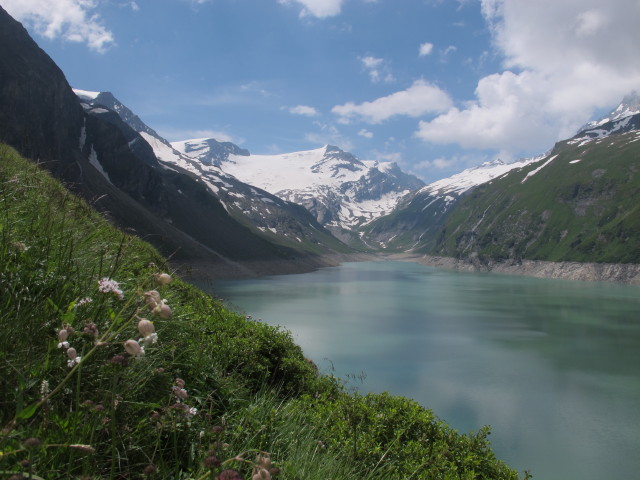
(252, 453), (279, 480)
(75, 296), (93, 308)
(171, 378), (197, 417)
(143, 290), (172, 319)
(57, 325), (81, 367)
(97, 277), (124, 300)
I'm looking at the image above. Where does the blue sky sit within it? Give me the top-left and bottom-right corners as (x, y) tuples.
(4, 0), (640, 182)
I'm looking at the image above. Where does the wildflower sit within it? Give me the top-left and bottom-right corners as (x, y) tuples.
(67, 347), (81, 367)
(175, 378), (186, 388)
(23, 437), (42, 449)
(69, 444), (96, 454)
(138, 319), (158, 346)
(188, 407), (197, 416)
(217, 470), (244, 480)
(156, 302), (172, 319)
(109, 355), (129, 367)
(97, 277), (124, 300)
(39, 380), (50, 400)
(57, 329), (70, 349)
(251, 467), (271, 480)
(172, 386), (188, 401)
(124, 339), (144, 356)
(13, 241), (28, 252)
(256, 453), (272, 470)
(155, 273), (172, 286)
(143, 290), (172, 318)
(83, 322), (99, 338)
(75, 297), (92, 307)
(143, 464), (158, 476)
(203, 454), (221, 468)
(143, 290), (161, 308)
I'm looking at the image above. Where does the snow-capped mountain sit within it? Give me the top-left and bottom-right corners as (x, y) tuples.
(570, 94), (640, 147)
(364, 156), (540, 250)
(73, 89), (348, 252)
(172, 141), (424, 237)
(578, 91), (640, 134)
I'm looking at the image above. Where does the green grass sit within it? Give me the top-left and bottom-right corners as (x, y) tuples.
(0, 143), (523, 479)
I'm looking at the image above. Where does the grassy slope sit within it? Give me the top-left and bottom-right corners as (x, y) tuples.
(0, 144), (520, 479)
(432, 131), (640, 264)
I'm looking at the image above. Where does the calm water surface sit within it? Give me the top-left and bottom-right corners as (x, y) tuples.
(211, 261), (640, 480)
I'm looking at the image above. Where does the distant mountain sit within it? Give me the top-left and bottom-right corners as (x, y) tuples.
(578, 91), (640, 133)
(173, 141), (424, 244)
(74, 90), (349, 256)
(0, 6), (353, 280)
(363, 156), (539, 251)
(425, 106), (640, 265)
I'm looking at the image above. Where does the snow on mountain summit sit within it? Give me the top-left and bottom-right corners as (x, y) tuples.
(173, 142), (424, 233)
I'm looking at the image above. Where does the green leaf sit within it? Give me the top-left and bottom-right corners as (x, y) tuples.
(16, 402), (38, 420)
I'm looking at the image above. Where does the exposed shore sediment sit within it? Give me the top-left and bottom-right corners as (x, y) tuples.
(392, 253), (640, 285)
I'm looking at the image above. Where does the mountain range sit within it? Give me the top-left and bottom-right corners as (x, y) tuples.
(1, 4), (639, 281)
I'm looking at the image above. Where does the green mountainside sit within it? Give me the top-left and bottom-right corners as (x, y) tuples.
(428, 130), (640, 264)
(0, 143), (520, 479)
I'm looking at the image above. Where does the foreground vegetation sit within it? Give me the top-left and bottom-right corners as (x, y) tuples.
(0, 143), (523, 479)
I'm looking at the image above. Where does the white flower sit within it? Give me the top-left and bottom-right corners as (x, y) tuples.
(188, 407), (197, 416)
(124, 339), (144, 356)
(155, 273), (172, 286)
(66, 348), (81, 367)
(57, 341), (70, 349)
(140, 333), (158, 346)
(137, 319), (155, 337)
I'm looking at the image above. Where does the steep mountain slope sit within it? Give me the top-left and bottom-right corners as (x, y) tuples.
(173, 141), (424, 243)
(0, 6), (350, 279)
(363, 157), (539, 251)
(428, 112), (640, 264)
(75, 90), (350, 256)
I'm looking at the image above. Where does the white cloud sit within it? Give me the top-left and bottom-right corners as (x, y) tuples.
(278, 0), (344, 18)
(419, 42), (434, 57)
(289, 105), (319, 116)
(2, 0), (115, 53)
(358, 129), (374, 139)
(417, 0), (640, 156)
(360, 55), (394, 83)
(159, 127), (239, 144)
(332, 79), (453, 124)
(305, 121), (353, 150)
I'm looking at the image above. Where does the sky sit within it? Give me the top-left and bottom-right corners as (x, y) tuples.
(3, 0), (640, 183)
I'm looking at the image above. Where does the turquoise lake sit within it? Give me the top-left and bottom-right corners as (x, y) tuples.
(210, 260), (640, 480)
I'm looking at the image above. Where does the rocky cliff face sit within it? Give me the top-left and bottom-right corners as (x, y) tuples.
(0, 6), (350, 279)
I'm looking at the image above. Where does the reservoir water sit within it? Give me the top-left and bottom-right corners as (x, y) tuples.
(211, 260), (640, 480)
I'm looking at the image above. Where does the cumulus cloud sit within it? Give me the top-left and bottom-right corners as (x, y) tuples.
(419, 42), (434, 57)
(419, 0), (640, 156)
(2, 0), (115, 53)
(289, 105), (319, 116)
(332, 80), (453, 124)
(360, 56), (394, 83)
(278, 0), (344, 18)
(358, 129), (374, 139)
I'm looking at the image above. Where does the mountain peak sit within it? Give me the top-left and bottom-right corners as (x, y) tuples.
(579, 90), (640, 133)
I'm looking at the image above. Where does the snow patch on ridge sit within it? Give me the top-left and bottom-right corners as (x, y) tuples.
(521, 155), (558, 183)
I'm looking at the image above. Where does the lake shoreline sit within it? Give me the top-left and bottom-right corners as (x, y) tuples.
(177, 248), (640, 285)
(390, 253), (640, 285)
